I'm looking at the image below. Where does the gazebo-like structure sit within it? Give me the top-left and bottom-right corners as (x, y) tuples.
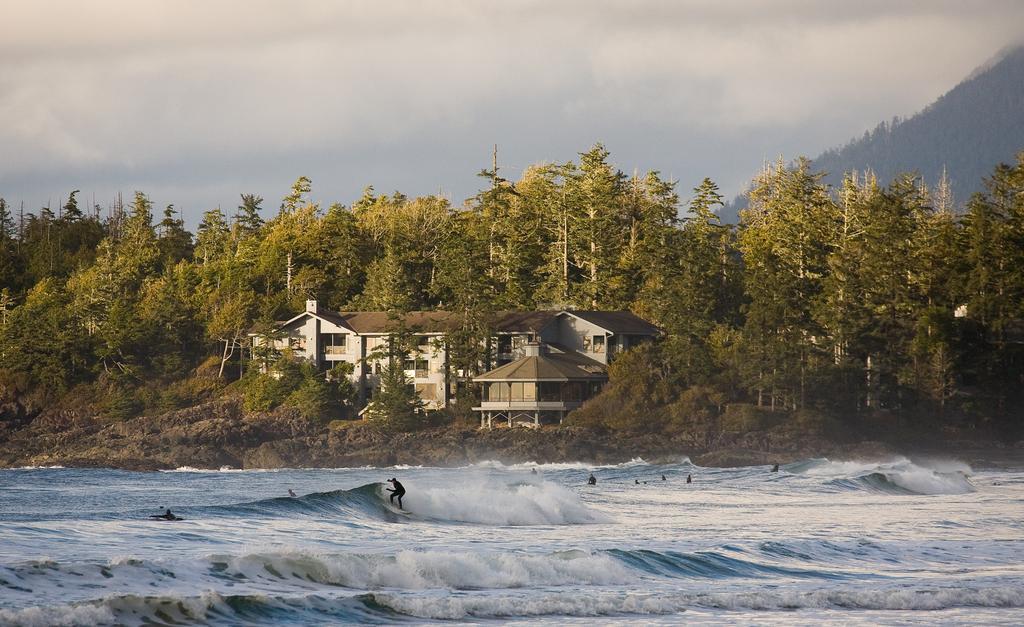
(473, 342), (606, 428)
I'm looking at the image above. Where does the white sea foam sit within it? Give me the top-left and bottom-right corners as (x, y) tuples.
(220, 549), (632, 589)
(469, 457), (650, 471)
(371, 585), (1024, 619)
(793, 457), (975, 495)
(0, 603), (117, 627)
(11, 465), (66, 470)
(408, 478), (610, 525)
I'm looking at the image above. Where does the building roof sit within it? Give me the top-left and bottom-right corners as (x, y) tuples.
(491, 311), (558, 333)
(564, 310), (662, 335)
(257, 306), (660, 337)
(474, 351), (607, 382)
(333, 311), (462, 334)
(490, 310), (661, 335)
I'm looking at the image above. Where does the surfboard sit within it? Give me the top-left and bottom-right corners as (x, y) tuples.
(381, 499), (411, 516)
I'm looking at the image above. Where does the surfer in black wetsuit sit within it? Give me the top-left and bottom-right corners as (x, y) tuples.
(686, 474), (692, 484)
(771, 464), (779, 473)
(288, 489), (297, 497)
(150, 508), (180, 521)
(588, 473), (597, 485)
(387, 478), (406, 509)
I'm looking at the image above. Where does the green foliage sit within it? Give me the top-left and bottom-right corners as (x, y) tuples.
(365, 362), (425, 431)
(0, 147), (1022, 439)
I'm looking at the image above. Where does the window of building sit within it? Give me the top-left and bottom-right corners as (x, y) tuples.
(488, 382), (510, 401)
(564, 382), (583, 401)
(539, 382), (561, 402)
(508, 382), (537, 401)
(322, 333), (347, 354)
(288, 336), (306, 351)
(415, 383), (437, 401)
(592, 335), (605, 353)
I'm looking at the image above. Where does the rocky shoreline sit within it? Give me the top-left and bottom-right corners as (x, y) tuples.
(1, 398), (1019, 471)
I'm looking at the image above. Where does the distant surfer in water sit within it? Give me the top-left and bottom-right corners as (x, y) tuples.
(771, 464), (779, 473)
(588, 473), (597, 485)
(150, 508), (181, 521)
(686, 474), (692, 484)
(386, 478), (406, 509)
(288, 489), (297, 497)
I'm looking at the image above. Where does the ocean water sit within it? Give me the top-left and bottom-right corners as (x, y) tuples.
(0, 456), (1022, 625)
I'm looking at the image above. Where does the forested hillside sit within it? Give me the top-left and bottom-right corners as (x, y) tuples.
(814, 46), (1024, 208)
(721, 46), (1024, 223)
(1, 145), (1023, 437)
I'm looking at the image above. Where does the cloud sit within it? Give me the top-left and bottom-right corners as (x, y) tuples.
(0, 0), (1021, 222)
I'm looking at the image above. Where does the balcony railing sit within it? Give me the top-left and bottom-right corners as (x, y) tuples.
(324, 345), (347, 355)
(475, 400), (583, 411)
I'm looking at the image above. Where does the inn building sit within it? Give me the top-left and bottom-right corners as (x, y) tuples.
(251, 300), (660, 425)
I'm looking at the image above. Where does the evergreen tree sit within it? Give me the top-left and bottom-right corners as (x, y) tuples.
(157, 204), (193, 267)
(235, 194), (265, 236)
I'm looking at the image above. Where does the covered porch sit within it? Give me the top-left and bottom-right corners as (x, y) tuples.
(472, 342), (606, 429)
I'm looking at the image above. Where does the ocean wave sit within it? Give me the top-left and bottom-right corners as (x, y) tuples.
(200, 479), (606, 526)
(215, 548), (632, 589)
(369, 585), (1024, 619)
(787, 457), (975, 495)
(0, 545), (859, 602)
(0, 591), (380, 627)
(607, 548), (857, 581)
(8, 585), (1022, 626)
(409, 479), (609, 525)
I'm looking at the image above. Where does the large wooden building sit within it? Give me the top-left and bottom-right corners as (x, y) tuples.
(252, 301), (660, 421)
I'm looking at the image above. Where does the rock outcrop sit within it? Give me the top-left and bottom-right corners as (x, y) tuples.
(0, 398), (1012, 470)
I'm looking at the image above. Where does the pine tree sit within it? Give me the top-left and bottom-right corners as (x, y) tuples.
(157, 205), (193, 267)
(235, 194), (265, 236)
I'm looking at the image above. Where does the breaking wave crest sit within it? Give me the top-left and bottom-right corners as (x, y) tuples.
(368, 585), (1024, 619)
(200, 479), (605, 526)
(8, 584), (1019, 626)
(787, 457), (975, 495)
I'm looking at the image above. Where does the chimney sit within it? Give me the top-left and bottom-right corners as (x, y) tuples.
(306, 299), (319, 314)
(524, 341), (544, 357)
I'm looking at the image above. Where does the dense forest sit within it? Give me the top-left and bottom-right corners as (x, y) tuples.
(1, 144), (1022, 438)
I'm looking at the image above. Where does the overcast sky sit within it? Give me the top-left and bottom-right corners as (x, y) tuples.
(1, 0), (1022, 225)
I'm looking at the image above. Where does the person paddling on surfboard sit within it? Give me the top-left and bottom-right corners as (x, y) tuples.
(386, 478), (406, 510)
(149, 507), (181, 521)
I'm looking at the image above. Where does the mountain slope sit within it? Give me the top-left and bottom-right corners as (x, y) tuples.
(721, 46), (1024, 222)
(813, 46), (1024, 203)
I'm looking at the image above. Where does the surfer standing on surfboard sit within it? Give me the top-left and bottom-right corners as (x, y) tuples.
(386, 478), (406, 510)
